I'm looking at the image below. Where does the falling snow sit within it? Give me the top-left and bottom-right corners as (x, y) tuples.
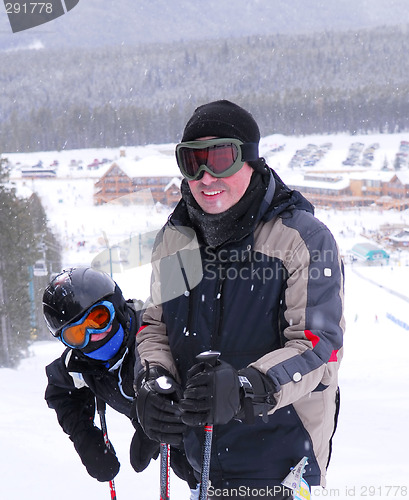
(1, 132), (409, 498)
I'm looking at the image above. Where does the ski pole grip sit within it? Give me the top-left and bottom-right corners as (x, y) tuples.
(196, 350), (221, 367)
(154, 375), (176, 395)
(96, 397), (106, 413)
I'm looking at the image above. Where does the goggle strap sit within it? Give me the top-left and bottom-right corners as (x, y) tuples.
(240, 142), (259, 161)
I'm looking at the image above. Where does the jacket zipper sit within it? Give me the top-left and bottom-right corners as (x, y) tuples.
(176, 250), (196, 338)
(211, 266), (227, 348)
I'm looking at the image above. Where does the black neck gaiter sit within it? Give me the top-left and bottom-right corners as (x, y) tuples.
(181, 172), (269, 248)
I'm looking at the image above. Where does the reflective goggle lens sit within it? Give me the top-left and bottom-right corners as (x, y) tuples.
(176, 139), (245, 180)
(60, 301), (114, 349)
(180, 144), (238, 177)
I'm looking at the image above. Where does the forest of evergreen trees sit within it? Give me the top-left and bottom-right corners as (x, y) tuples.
(1, 24), (409, 153)
(1, 22), (409, 366)
(0, 159), (61, 367)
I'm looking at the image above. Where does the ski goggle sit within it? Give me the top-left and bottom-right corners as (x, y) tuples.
(58, 301), (115, 349)
(175, 138), (259, 181)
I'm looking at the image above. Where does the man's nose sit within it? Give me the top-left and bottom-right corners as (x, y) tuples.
(200, 171), (217, 184)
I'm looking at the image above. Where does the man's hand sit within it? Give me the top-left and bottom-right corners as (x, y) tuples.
(136, 368), (187, 446)
(180, 359), (241, 426)
(180, 360), (277, 426)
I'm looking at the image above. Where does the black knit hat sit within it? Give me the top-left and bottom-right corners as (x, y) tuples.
(182, 100), (261, 144)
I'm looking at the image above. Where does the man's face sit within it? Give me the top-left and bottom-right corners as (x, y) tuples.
(187, 137), (254, 214)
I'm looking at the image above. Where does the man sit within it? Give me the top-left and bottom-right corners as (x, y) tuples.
(43, 266), (195, 487)
(135, 100), (344, 499)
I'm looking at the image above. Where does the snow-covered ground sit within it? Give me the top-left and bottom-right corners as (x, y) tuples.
(1, 132), (409, 499)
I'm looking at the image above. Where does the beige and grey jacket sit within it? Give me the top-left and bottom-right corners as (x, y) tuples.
(136, 169), (345, 488)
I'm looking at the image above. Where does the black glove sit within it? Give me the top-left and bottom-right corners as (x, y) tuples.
(136, 367), (187, 446)
(180, 359), (241, 426)
(72, 426), (120, 482)
(180, 361), (277, 426)
(237, 367), (277, 424)
(129, 421), (160, 472)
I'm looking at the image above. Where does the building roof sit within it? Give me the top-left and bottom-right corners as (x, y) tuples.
(349, 170), (409, 185)
(284, 171), (350, 191)
(389, 229), (409, 243)
(164, 177), (182, 191)
(349, 171), (394, 182)
(351, 242), (389, 258)
(113, 155), (180, 179)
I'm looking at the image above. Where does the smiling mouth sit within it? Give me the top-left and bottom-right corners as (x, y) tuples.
(203, 190), (223, 196)
(90, 327), (111, 342)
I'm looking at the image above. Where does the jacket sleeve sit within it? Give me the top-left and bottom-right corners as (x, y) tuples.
(250, 212), (345, 411)
(135, 298), (180, 383)
(135, 224), (202, 384)
(134, 240), (179, 383)
(45, 352), (96, 437)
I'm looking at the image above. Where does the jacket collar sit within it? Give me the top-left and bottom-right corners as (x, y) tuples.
(262, 168), (315, 222)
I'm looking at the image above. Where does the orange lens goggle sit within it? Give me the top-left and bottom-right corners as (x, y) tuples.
(60, 301), (115, 349)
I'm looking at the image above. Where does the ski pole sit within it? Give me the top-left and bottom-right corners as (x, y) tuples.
(159, 443), (170, 500)
(196, 350), (221, 500)
(96, 398), (117, 500)
(154, 375), (177, 500)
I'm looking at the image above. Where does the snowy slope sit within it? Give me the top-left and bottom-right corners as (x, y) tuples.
(1, 265), (408, 499)
(0, 340), (191, 499)
(1, 132), (409, 498)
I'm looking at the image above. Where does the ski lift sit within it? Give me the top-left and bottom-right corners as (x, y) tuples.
(33, 260), (48, 277)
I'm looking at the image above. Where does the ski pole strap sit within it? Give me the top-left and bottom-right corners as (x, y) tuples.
(159, 443), (170, 500)
(238, 374), (255, 425)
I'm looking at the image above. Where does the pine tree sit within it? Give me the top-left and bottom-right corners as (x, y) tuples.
(0, 157), (61, 366)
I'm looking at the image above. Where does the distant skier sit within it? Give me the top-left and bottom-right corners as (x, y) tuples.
(43, 267), (195, 487)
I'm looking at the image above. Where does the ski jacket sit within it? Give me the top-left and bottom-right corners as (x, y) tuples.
(135, 169), (345, 488)
(45, 300), (197, 487)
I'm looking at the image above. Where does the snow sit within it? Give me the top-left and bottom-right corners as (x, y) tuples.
(2, 132), (409, 498)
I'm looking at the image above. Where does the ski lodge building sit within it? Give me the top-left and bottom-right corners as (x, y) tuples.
(285, 170), (409, 210)
(92, 141), (409, 210)
(93, 161), (409, 210)
(93, 154), (182, 207)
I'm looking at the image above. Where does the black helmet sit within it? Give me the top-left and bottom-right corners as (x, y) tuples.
(43, 267), (120, 336)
